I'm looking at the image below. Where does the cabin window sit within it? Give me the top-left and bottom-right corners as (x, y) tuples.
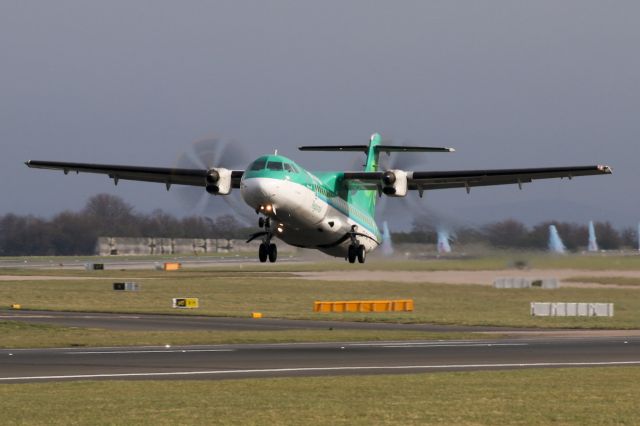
(249, 159), (266, 171)
(266, 161), (283, 171)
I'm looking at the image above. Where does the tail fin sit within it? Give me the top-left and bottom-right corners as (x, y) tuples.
(297, 133), (454, 222)
(351, 133), (384, 218)
(364, 133), (383, 172)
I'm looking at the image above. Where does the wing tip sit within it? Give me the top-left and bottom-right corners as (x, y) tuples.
(598, 165), (613, 174)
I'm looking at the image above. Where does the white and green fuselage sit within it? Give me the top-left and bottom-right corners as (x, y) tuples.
(240, 141), (383, 257)
(241, 161), (381, 257)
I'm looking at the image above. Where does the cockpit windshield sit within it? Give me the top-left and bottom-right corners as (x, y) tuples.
(249, 159), (267, 171)
(266, 161), (283, 171)
(284, 163), (298, 173)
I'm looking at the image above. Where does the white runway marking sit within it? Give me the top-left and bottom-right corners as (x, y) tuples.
(2, 360), (640, 381)
(346, 341), (528, 348)
(382, 343), (528, 348)
(66, 349), (235, 355)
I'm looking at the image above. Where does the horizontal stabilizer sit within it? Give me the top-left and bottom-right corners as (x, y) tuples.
(375, 145), (455, 153)
(298, 145), (369, 152)
(299, 145), (455, 153)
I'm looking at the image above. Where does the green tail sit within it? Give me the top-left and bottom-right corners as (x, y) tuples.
(351, 133), (383, 218)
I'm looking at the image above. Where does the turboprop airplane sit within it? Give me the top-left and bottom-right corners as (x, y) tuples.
(26, 133), (611, 264)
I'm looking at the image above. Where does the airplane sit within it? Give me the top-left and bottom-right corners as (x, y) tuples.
(26, 133), (612, 264)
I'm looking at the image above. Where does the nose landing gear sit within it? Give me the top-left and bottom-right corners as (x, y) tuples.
(257, 216), (277, 263)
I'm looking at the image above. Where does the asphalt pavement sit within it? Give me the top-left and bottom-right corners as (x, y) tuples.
(1, 337), (638, 382)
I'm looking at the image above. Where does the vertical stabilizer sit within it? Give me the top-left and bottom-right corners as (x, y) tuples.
(364, 133), (383, 172)
(351, 133), (383, 218)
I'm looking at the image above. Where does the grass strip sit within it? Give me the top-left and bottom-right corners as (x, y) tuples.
(2, 275), (640, 329)
(1, 367), (638, 425)
(0, 321), (485, 349)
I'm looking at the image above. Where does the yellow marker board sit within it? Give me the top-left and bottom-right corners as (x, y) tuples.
(172, 298), (199, 309)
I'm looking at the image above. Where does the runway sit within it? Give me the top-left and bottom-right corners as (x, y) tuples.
(1, 337), (639, 382)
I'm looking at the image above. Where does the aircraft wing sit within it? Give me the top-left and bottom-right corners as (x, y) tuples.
(25, 160), (244, 189)
(343, 165), (612, 193)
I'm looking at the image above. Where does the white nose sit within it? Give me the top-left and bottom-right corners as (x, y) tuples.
(241, 178), (280, 209)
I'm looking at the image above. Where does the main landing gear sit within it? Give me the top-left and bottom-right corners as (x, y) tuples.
(257, 216), (277, 263)
(346, 225), (366, 264)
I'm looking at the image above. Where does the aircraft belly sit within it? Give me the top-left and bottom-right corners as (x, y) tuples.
(242, 177), (379, 258)
(280, 200), (379, 257)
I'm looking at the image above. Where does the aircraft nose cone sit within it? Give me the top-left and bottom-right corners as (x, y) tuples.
(241, 178), (279, 209)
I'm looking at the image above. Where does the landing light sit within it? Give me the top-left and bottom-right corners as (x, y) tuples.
(265, 204), (273, 212)
(277, 226), (284, 233)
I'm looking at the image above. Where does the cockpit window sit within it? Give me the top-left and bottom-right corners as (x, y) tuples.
(249, 159), (266, 171)
(266, 161), (283, 171)
(284, 163), (298, 173)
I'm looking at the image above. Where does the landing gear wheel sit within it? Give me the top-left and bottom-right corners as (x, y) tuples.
(348, 245), (357, 264)
(258, 217), (265, 228)
(357, 245), (366, 264)
(258, 243), (268, 263)
(268, 244), (277, 263)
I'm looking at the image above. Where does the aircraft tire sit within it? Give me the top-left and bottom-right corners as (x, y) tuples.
(357, 245), (366, 263)
(258, 217), (265, 228)
(258, 243), (268, 263)
(348, 245), (357, 263)
(268, 244), (277, 263)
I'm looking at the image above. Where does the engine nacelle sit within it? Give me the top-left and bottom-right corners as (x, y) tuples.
(205, 168), (232, 195)
(381, 170), (408, 197)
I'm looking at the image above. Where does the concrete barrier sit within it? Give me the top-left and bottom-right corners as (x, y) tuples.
(495, 277), (559, 289)
(531, 302), (614, 317)
(97, 237), (296, 256)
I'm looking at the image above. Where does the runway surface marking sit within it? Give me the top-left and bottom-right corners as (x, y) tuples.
(66, 349), (235, 355)
(2, 360), (640, 382)
(381, 343), (528, 348)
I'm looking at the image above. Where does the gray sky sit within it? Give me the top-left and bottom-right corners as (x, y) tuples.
(1, 1), (638, 230)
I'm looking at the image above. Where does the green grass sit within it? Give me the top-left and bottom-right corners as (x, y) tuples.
(0, 321), (483, 349)
(2, 255), (640, 348)
(1, 367), (639, 425)
(2, 272), (639, 329)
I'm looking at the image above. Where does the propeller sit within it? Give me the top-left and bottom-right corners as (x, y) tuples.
(375, 138), (430, 223)
(174, 136), (255, 224)
(374, 138), (471, 240)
